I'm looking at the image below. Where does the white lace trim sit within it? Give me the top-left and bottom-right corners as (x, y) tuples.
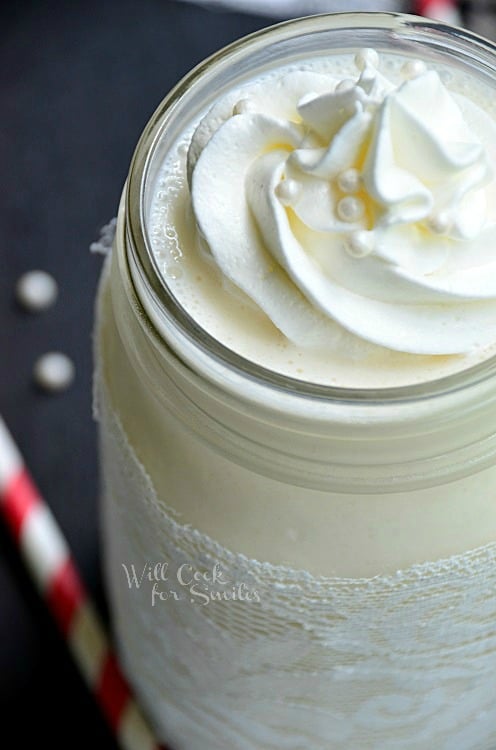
(90, 218), (117, 257)
(97, 370), (496, 750)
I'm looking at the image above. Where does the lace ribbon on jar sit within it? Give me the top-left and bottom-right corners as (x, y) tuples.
(96, 367), (496, 750)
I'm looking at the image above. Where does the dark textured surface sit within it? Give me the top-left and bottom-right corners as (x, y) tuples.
(0, 1), (268, 744)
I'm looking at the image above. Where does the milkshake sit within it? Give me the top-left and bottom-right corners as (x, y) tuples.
(96, 13), (496, 750)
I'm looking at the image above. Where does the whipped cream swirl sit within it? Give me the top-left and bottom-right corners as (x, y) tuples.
(189, 51), (496, 355)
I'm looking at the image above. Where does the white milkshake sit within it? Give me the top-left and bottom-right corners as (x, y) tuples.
(96, 14), (496, 750)
(151, 50), (496, 387)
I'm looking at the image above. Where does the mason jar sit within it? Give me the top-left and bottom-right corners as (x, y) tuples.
(95, 13), (496, 750)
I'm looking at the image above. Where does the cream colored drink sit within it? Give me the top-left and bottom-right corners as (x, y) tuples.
(96, 14), (496, 750)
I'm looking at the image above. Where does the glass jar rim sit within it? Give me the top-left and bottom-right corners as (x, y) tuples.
(125, 10), (496, 407)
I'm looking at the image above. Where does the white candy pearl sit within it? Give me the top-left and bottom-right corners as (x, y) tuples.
(345, 231), (375, 258)
(233, 98), (254, 115)
(337, 168), (361, 194)
(16, 270), (58, 312)
(275, 179), (300, 206)
(34, 352), (75, 393)
(428, 212), (451, 234)
(336, 78), (356, 93)
(337, 196), (364, 223)
(401, 59), (427, 80)
(355, 48), (379, 71)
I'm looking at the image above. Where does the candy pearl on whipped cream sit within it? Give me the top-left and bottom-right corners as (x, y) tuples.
(337, 168), (361, 194)
(401, 59), (427, 79)
(344, 231), (375, 259)
(428, 212), (452, 234)
(354, 47), (379, 71)
(275, 178), (301, 206)
(336, 196), (365, 223)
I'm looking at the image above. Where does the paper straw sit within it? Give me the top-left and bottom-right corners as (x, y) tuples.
(414, 0), (462, 25)
(0, 414), (166, 750)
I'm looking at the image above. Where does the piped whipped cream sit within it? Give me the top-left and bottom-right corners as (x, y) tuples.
(188, 50), (496, 356)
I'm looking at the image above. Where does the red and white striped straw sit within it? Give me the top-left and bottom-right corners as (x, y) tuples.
(0, 414), (166, 750)
(414, 0), (462, 25)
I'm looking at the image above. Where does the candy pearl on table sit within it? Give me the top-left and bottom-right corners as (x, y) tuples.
(16, 270), (58, 312)
(401, 60), (427, 80)
(33, 352), (75, 393)
(355, 48), (379, 72)
(337, 168), (361, 194)
(337, 196), (364, 223)
(345, 231), (375, 258)
(275, 179), (301, 206)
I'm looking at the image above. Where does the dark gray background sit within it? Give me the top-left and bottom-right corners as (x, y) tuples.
(0, 2), (269, 744)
